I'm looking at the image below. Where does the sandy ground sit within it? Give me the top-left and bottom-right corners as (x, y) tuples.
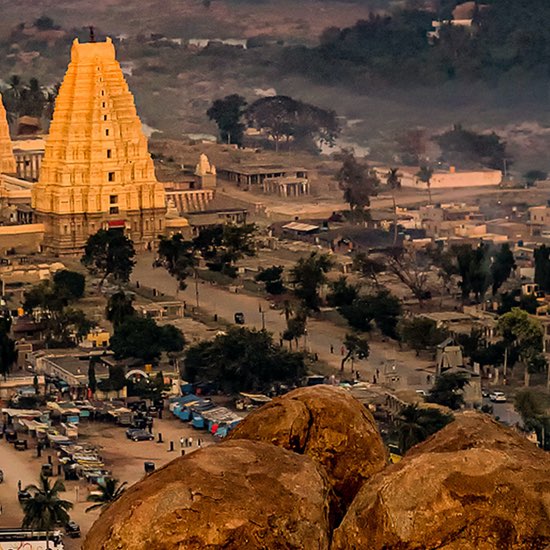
(0, 415), (216, 548)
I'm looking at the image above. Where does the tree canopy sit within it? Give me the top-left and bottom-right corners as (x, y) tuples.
(184, 327), (307, 393)
(0, 316), (17, 378)
(290, 252), (333, 311)
(110, 316), (185, 364)
(207, 94), (247, 146)
(81, 229), (136, 285)
(246, 95), (339, 151)
(336, 150), (379, 219)
(426, 372), (469, 410)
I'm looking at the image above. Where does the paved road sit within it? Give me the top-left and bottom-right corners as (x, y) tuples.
(132, 253), (433, 387)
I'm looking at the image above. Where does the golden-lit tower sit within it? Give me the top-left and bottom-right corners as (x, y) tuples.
(32, 37), (166, 254)
(0, 94), (16, 175)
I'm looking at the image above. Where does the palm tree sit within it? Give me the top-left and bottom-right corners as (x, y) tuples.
(86, 478), (128, 513)
(21, 475), (73, 550)
(386, 168), (401, 245)
(416, 166), (434, 205)
(396, 404), (453, 454)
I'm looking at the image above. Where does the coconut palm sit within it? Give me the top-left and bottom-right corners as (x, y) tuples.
(21, 474), (73, 549)
(416, 166), (434, 205)
(86, 478), (128, 513)
(386, 168), (401, 244)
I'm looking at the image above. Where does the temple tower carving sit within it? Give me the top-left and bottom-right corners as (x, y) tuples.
(0, 94), (16, 175)
(31, 37), (166, 254)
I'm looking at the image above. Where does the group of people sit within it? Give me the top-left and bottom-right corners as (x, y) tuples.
(179, 436), (202, 449)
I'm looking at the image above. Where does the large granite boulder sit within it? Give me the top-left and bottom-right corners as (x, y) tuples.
(228, 385), (387, 515)
(332, 411), (550, 550)
(83, 439), (331, 550)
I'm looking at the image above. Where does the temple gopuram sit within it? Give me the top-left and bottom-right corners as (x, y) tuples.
(31, 37), (167, 254)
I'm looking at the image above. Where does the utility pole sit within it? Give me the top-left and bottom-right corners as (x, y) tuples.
(260, 310), (266, 330)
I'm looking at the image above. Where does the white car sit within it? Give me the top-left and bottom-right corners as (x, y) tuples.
(489, 391), (507, 403)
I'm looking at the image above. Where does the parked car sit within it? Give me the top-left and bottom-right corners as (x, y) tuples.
(481, 388), (490, 398)
(65, 520), (81, 538)
(415, 389), (428, 397)
(125, 427), (142, 439)
(490, 391), (507, 403)
(130, 430), (154, 442)
(234, 312), (245, 325)
(14, 439), (27, 451)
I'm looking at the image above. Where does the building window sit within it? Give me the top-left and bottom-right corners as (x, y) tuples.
(107, 149), (112, 159)
(110, 207), (119, 215)
(103, 115), (107, 121)
(108, 172), (115, 182)
(102, 102), (106, 108)
(101, 90), (105, 96)
(105, 129), (110, 136)
(64, 225), (68, 234)
(110, 194), (117, 204)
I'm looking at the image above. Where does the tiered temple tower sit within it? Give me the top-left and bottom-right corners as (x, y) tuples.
(0, 94), (16, 175)
(32, 37), (166, 254)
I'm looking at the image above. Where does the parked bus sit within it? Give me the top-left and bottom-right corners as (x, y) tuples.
(0, 528), (64, 549)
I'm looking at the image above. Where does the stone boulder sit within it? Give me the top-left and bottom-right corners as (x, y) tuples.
(332, 412), (550, 550)
(227, 385), (387, 514)
(83, 439), (331, 550)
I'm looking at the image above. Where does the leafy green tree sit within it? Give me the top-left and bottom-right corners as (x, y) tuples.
(81, 229), (136, 285)
(110, 316), (184, 364)
(85, 478), (128, 513)
(97, 364), (127, 392)
(399, 317), (449, 355)
(290, 252), (333, 311)
(339, 290), (402, 338)
(0, 316), (17, 379)
(52, 270), (85, 301)
(426, 372), (469, 410)
(207, 94), (247, 146)
(515, 390), (550, 449)
(255, 266), (285, 295)
(246, 95), (339, 151)
(327, 276), (358, 307)
(490, 244), (515, 295)
(434, 124), (509, 170)
(341, 333), (370, 372)
(283, 311), (307, 350)
(336, 150), (379, 220)
(452, 244), (491, 302)
(185, 327), (306, 392)
(157, 234), (196, 289)
(193, 224), (256, 277)
(396, 404), (453, 454)
(21, 475), (73, 550)
(105, 292), (135, 329)
(497, 308), (544, 372)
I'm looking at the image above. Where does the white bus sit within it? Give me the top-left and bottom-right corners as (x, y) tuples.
(0, 528), (64, 549)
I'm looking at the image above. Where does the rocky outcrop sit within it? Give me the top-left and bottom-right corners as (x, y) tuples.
(332, 412), (550, 550)
(83, 439), (331, 550)
(228, 385), (387, 515)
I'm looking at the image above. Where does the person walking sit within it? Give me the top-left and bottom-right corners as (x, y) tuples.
(180, 437), (184, 449)
(330, 344), (334, 354)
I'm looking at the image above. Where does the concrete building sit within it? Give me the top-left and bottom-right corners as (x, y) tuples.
(218, 163), (308, 191)
(262, 176), (310, 197)
(31, 38), (167, 254)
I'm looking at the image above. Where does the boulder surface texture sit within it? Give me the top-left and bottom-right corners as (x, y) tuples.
(228, 385), (387, 514)
(83, 439), (331, 550)
(332, 411), (550, 550)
